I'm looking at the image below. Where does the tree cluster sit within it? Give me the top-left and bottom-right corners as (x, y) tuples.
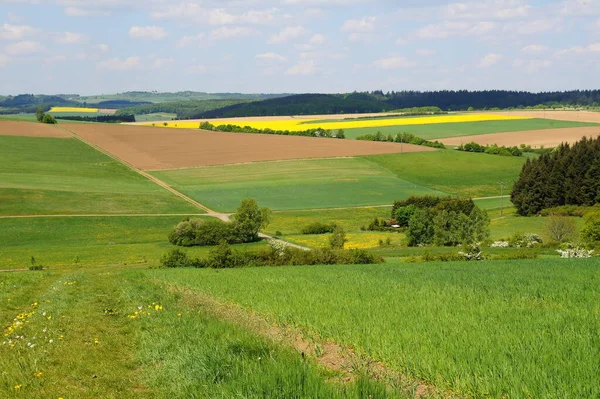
(355, 132), (445, 149)
(455, 142), (523, 157)
(198, 121), (345, 139)
(54, 115), (135, 123)
(511, 136), (600, 216)
(168, 199), (271, 246)
(35, 107), (56, 124)
(391, 196), (490, 246)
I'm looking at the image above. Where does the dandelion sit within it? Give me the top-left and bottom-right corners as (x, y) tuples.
(14, 384), (22, 390)
(177, 313), (182, 317)
(93, 338), (99, 344)
(33, 372), (43, 377)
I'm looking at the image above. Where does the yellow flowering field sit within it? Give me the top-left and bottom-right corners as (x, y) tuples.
(287, 231), (403, 249)
(148, 114), (532, 132)
(49, 107), (99, 113)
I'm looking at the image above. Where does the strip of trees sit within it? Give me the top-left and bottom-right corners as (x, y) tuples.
(511, 136), (600, 216)
(197, 121), (345, 139)
(355, 132), (445, 149)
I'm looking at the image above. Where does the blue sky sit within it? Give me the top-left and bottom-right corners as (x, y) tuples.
(0, 0), (599, 94)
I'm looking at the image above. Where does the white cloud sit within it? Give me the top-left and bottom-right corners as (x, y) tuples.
(478, 53), (503, 68)
(54, 32), (88, 45)
(502, 19), (561, 35)
(64, 7), (109, 17)
(444, 1), (531, 20)
(521, 44), (548, 55)
(99, 44), (109, 52)
(152, 57), (174, 69)
(341, 16), (376, 32)
(177, 33), (206, 48)
(513, 59), (552, 74)
(97, 56), (142, 71)
(129, 26), (167, 40)
(396, 38), (408, 45)
(5, 40), (43, 55)
(0, 24), (37, 41)
(309, 34), (326, 44)
(556, 43), (600, 56)
(268, 26), (309, 44)
(372, 56), (416, 69)
(286, 60), (316, 75)
(210, 26), (255, 40)
(255, 52), (287, 62)
(0, 53), (11, 67)
(44, 55), (67, 64)
(417, 21), (496, 39)
(152, 6), (279, 26)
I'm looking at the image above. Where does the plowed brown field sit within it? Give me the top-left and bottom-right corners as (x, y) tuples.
(440, 127), (600, 148)
(64, 124), (432, 170)
(0, 121), (69, 138)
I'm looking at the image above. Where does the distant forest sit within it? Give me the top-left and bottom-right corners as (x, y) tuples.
(194, 91), (600, 118)
(115, 99), (253, 119)
(0, 94), (149, 114)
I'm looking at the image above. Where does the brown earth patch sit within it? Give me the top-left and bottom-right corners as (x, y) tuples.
(0, 120), (70, 138)
(440, 127), (600, 148)
(98, 108), (118, 115)
(63, 123), (432, 170)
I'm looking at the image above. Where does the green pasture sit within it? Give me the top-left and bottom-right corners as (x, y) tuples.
(154, 259), (600, 399)
(365, 150), (526, 197)
(1, 268), (401, 398)
(0, 114), (37, 122)
(342, 118), (599, 140)
(0, 216), (271, 270)
(0, 136), (198, 215)
(152, 158), (445, 212)
(47, 111), (113, 117)
(134, 113), (177, 122)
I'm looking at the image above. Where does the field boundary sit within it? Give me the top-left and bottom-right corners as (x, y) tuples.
(169, 284), (458, 398)
(57, 125), (230, 221)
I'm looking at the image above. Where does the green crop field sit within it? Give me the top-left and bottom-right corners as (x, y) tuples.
(152, 158), (445, 212)
(365, 150), (526, 197)
(134, 113), (177, 122)
(0, 136), (198, 215)
(152, 259), (600, 399)
(1, 267), (403, 398)
(342, 118), (599, 140)
(0, 216), (271, 270)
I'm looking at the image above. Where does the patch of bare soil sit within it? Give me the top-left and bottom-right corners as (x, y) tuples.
(0, 121), (70, 138)
(64, 123), (432, 170)
(98, 108), (118, 115)
(171, 286), (452, 398)
(440, 127), (600, 148)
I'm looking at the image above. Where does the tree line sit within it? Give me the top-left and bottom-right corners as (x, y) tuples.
(54, 115), (135, 123)
(511, 136), (600, 215)
(196, 121), (345, 139)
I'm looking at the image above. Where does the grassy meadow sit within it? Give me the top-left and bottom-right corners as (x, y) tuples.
(0, 136), (198, 215)
(341, 118), (599, 139)
(152, 158), (444, 212)
(151, 259), (600, 399)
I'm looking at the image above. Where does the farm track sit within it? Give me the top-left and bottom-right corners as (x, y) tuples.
(170, 284), (458, 399)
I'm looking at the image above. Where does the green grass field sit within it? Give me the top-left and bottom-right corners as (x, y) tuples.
(342, 118), (599, 140)
(1, 267), (403, 398)
(0, 136), (198, 215)
(134, 113), (177, 122)
(152, 158), (445, 212)
(153, 259), (600, 399)
(0, 216), (271, 269)
(365, 151), (526, 197)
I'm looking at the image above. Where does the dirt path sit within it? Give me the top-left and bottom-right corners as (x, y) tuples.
(171, 285), (454, 398)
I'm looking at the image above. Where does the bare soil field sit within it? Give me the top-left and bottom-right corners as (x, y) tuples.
(440, 126), (600, 148)
(65, 124), (432, 170)
(98, 108), (118, 115)
(499, 110), (600, 124)
(0, 121), (69, 138)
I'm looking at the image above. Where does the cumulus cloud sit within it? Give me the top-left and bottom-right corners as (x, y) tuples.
(286, 60), (316, 75)
(0, 24), (37, 40)
(0, 53), (12, 67)
(210, 26), (256, 40)
(513, 59), (552, 74)
(556, 43), (600, 56)
(478, 53), (503, 67)
(5, 40), (43, 55)
(417, 21), (496, 39)
(416, 49), (436, 56)
(64, 7), (109, 17)
(255, 52), (288, 62)
(129, 26), (167, 40)
(54, 32), (88, 45)
(372, 56), (416, 69)
(152, 5), (279, 26)
(268, 26), (309, 44)
(177, 33), (206, 48)
(97, 56), (142, 71)
(521, 44), (548, 54)
(309, 34), (326, 44)
(341, 16), (376, 32)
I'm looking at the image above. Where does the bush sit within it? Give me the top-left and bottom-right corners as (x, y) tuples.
(406, 208), (434, 246)
(509, 233), (543, 248)
(301, 222), (336, 235)
(168, 219), (237, 246)
(42, 113), (57, 124)
(329, 225), (347, 249)
(160, 248), (192, 268)
(581, 212), (600, 244)
(232, 198), (271, 243)
(394, 205), (416, 227)
(29, 265), (44, 271)
(207, 240), (237, 268)
(546, 214), (577, 243)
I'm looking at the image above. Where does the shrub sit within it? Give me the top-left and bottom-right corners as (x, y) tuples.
(394, 205), (416, 227)
(160, 248), (192, 268)
(207, 240), (237, 268)
(168, 219), (237, 246)
(556, 246), (595, 258)
(29, 265), (44, 271)
(329, 225), (347, 249)
(509, 233), (543, 248)
(301, 222), (336, 235)
(232, 198), (271, 243)
(546, 214), (577, 243)
(581, 212), (600, 244)
(458, 243), (484, 261)
(406, 208), (435, 247)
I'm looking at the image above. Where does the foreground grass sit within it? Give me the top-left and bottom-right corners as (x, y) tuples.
(0, 216), (268, 270)
(0, 136), (198, 215)
(153, 259), (600, 399)
(152, 158), (443, 212)
(343, 118), (599, 140)
(0, 268), (408, 398)
(365, 151), (526, 197)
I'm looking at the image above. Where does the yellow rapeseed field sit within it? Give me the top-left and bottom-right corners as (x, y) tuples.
(148, 114), (532, 132)
(49, 107), (99, 113)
